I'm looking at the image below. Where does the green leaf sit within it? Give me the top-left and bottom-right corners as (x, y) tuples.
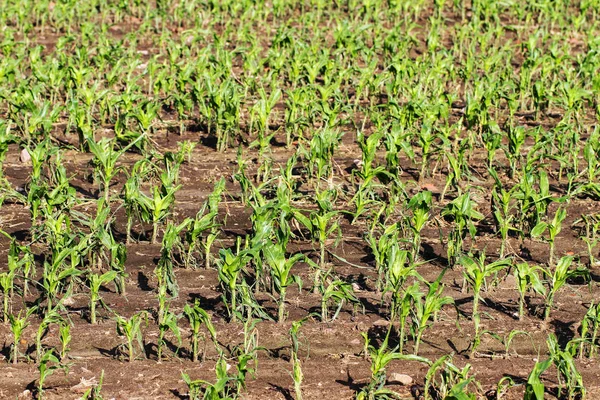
(530, 222), (548, 238)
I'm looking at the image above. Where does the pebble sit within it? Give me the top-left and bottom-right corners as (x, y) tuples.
(373, 319), (389, 326)
(20, 148), (31, 163)
(387, 373), (413, 386)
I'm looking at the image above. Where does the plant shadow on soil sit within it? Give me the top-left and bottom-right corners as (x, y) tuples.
(268, 384), (294, 400)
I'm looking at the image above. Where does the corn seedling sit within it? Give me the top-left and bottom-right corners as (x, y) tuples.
(357, 329), (429, 400)
(531, 206), (567, 266)
(407, 190), (432, 261)
(59, 322), (71, 361)
(293, 190), (342, 290)
(186, 178), (225, 269)
(156, 220), (191, 321)
(9, 307), (36, 364)
(513, 262), (546, 321)
(579, 302), (600, 359)
(441, 193), (484, 266)
(459, 252), (510, 354)
(263, 241), (304, 323)
(37, 349), (69, 400)
(543, 256), (589, 321)
(573, 213), (600, 267)
(182, 355), (240, 400)
(289, 318), (309, 400)
(183, 300), (218, 362)
(87, 270), (117, 324)
(88, 135), (144, 202)
(217, 247), (253, 322)
(81, 370), (105, 400)
(36, 306), (65, 361)
(157, 305), (181, 361)
(547, 333), (586, 400)
(318, 273), (360, 323)
(115, 311), (148, 362)
(0, 269), (15, 323)
(411, 271), (454, 355)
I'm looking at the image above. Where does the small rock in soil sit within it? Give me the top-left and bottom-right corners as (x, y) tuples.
(20, 148), (31, 163)
(373, 319), (389, 326)
(387, 373), (413, 386)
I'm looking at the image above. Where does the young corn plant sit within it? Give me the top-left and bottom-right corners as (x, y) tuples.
(59, 322), (71, 361)
(122, 173), (149, 244)
(441, 193), (484, 266)
(573, 213), (600, 267)
(35, 307), (65, 361)
(357, 329), (428, 400)
(289, 318), (308, 400)
(217, 248), (252, 322)
(318, 273), (361, 323)
(262, 241), (304, 323)
(489, 168), (518, 258)
(504, 124), (527, 179)
(40, 247), (83, 313)
(88, 135), (144, 202)
(411, 271), (454, 355)
(37, 349), (69, 400)
(524, 358), (552, 400)
(365, 220), (400, 292)
(87, 270), (118, 324)
(531, 206), (567, 266)
(9, 307), (36, 364)
(186, 180), (224, 269)
(183, 300), (218, 362)
(407, 190), (432, 261)
(383, 245), (413, 316)
(459, 252), (511, 356)
(547, 333), (586, 400)
(156, 219), (191, 321)
(182, 356), (236, 400)
(579, 302), (600, 359)
(513, 262), (546, 321)
(300, 127), (344, 185)
(115, 311), (148, 362)
(157, 305), (181, 362)
(0, 268), (15, 323)
(293, 190), (342, 290)
(543, 256), (589, 321)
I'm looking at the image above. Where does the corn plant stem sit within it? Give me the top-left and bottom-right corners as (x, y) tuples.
(152, 222), (159, 244)
(186, 244), (195, 269)
(230, 284), (237, 321)
(313, 242), (326, 293)
(545, 295), (554, 321)
(278, 287), (287, 324)
(591, 329), (598, 358)
(519, 292), (525, 321)
(412, 235), (421, 262)
(103, 182), (110, 203)
(126, 215), (133, 244)
(191, 332), (199, 362)
(473, 291), (480, 335)
(90, 298), (97, 324)
(128, 337), (134, 362)
(293, 356), (303, 400)
(205, 240), (210, 269)
(12, 340), (18, 365)
(3, 293), (8, 323)
(414, 334), (422, 356)
(158, 331), (164, 361)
